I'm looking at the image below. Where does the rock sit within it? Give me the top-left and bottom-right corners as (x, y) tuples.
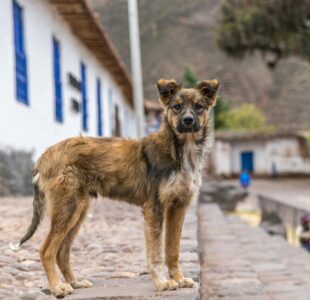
(0, 272), (16, 283)
(13, 263), (30, 271)
(200, 181), (248, 211)
(80, 266), (107, 275)
(0, 289), (13, 298)
(108, 271), (136, 278)
(24, 280), (34, 288)
(261, 211), (286, 237)
(20, 292), (40, 300)
(0, 255), (15, 264)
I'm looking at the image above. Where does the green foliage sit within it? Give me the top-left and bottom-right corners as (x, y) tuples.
(218, 103), (270, 131)
(216, 0), (310, 68)
(306, 132), (310, 154)
(214, 96), (229, 130)
(183, 66), (198, 88)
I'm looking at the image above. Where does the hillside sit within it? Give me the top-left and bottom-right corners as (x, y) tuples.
(90, 0), (310, 131)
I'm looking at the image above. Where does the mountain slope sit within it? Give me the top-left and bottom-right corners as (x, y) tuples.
(90, 0), (310, 131)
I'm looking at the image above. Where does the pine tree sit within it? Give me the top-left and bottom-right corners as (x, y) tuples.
(184, 66), (198, 88)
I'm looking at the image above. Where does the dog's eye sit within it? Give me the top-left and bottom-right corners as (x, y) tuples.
(195, 103), (204, 111)
(173, 104), (182, 111)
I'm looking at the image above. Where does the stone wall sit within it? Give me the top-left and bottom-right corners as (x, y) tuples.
(0, 149), (33, 196)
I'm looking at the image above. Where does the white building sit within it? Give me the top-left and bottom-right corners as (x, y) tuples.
(212, 131), (310, 176)
(0, 0), (137, 159)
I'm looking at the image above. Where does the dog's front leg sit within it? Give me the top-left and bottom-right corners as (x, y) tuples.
(143, 203), (178, 291)
(165, 203), (197, 288)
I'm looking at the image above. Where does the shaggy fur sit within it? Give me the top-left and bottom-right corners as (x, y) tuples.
(15, 78), (219, 297)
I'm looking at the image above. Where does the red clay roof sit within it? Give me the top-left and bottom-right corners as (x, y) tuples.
(49, 0), (133, 107)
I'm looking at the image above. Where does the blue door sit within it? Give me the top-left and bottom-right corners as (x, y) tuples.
(241, 151), (254, 173)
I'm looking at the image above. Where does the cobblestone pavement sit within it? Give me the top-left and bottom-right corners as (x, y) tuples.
(199, 203), (310, 300)
(0, 197), (199, 299)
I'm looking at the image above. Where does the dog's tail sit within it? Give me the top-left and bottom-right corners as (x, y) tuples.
(9, 172), (46, 251)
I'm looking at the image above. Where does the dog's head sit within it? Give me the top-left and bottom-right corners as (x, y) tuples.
(157, 78), (219, 136)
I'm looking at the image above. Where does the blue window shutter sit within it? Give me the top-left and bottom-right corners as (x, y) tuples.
(108, 88), (113, 134)
(81, 62), (88, 131)
(13, 0), (28, 105)
(97, 78), (103, 136)
(53, 37), (63, 123)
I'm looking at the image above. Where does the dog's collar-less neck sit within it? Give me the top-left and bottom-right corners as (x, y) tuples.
(160, 117), (209, 165)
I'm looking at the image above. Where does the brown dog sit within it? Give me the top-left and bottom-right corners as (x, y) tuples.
(13, 78), (219, 297)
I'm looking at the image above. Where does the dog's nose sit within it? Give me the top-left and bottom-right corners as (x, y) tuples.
(182, 116), (194, 127)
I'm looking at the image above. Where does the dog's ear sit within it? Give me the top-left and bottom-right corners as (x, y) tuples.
(157, 79), (181, 106)
(195, 79), (220, 107)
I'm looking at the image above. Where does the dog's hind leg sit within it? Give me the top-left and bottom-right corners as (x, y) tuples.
(165, 203), (196, 289)
(56, 201), (93, 289)
(40, 196), (87, 297)
(143, 202), (178, 291)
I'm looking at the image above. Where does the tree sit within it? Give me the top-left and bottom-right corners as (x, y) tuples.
(183, 66), (198, 88)
(183, 66), (229, 130)
(219, 103), (270, 130)
(216, 0), (310, 68)
(214, 96), (229, 130)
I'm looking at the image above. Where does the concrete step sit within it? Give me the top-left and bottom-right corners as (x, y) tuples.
(226, 215), (310, 300)
(198, 203), (310, 300)
(63, 276), (199, 300)
(199, 203), (270, 300)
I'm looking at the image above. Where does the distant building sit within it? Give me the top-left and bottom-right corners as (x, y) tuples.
(212, 131), (310, 176)
(144, 99), (162, 135)
(0, 0), (137, 158)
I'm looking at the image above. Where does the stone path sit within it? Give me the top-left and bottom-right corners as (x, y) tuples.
(199, 203), (310, 300)
(0, 197), (199, 299)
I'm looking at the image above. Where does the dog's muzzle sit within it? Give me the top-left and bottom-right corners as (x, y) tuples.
(177, 114), (200, 133)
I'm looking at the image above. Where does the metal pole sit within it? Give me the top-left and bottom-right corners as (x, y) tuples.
(128, 0), (145, 137)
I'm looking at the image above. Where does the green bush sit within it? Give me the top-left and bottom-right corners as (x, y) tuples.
(218, 103), (271, 131)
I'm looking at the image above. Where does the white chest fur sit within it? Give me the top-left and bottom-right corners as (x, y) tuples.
(159, 141), (203, 205)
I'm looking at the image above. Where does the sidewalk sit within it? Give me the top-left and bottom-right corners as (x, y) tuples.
(0, 197), (199, 299)
(199, 203), (310, 300)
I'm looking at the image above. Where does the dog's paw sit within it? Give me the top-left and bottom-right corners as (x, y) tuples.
(71, 279), (93, 289)
(177, 277), (197, 288)
(155, 279), (178, 291)
(52, 282), (73, 298)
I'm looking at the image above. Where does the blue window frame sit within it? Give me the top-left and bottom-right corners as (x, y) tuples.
(13, 0), (28, 104)
(81, 62), (88, 131)
(97, 78), (103, 136)
(108, 88), (113, 134)
(53, 37), (63, 123)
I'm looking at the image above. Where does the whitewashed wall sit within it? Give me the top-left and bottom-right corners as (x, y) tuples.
(213, 137), (310, 176)
(212, 140), (232, 176)
(265, 138), (310, 174)
(0, 0), (136, 159)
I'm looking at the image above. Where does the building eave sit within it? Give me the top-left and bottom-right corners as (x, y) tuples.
(48, 0), (133, 107)
(216, 130), (304, 142)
